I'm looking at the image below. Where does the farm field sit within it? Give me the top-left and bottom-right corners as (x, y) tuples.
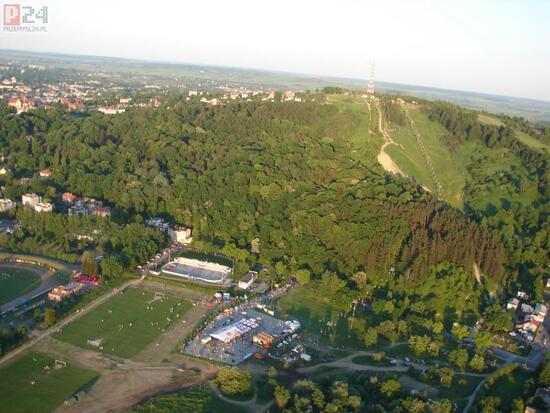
(0, 351), (98, 413)
(54, 286), (192, 358)
(0, 265), (42, 306)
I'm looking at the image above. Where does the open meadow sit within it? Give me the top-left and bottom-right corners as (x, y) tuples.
(54, 286), (192, 358)
(0, 352), (98, 413)
(387, 108), (467, 207)
(277, 285), (368, 348)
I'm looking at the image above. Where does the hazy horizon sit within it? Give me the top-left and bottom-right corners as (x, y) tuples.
(2, 0), (550, 101)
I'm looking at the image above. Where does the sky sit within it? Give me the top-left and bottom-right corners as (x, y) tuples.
(2, 0), (550, 101)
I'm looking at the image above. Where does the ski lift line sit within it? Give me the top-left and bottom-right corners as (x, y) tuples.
(405, 110), (444, 200)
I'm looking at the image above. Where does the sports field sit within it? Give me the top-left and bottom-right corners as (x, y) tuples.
(0, 265), (42, 306)
(0, 351), (98, 413)
(54, 287), (192, 358)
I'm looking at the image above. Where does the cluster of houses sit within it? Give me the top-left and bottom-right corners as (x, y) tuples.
(193, 89), (303, 106)
(6, 96), (35, 113)
(63, 192), (111, 218)
(21, 193), (53, 213)
(145, 216), (192, 244)
(0, 191), (112, 217)
(507, 291), (547, 342)
(0, 63), (165, 116)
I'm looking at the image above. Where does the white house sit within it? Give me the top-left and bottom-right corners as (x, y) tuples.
(0, 198), (15, 212)
(22, 193), (41, 208)
(168, 226), (193, 244)
(34, 202), (53, 213)
(238, 271), (258, 290)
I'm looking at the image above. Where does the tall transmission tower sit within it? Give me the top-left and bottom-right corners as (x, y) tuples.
(367, 63), (375, 100)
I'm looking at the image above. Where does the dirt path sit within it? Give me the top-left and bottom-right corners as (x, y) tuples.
(57, 364), (216, 413)
(209, 380), (275, 413)
(0, 263), (61, 314)
(375, 101), (406, 177)
(364, 100), (375, 136)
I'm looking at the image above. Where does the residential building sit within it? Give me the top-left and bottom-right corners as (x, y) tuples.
(7, 97), (34, 113)
(39, 169), (51, 177)
(168, 226), (193, 244)
(146, 217), (170, 231)
(0, 198), (15, 212)
(0, 165), (9, 175)
(68, 205), (88, 216)
(238, 271), (258, 290)
(507, 298), (520, 311)
(21, 193), (40, 208)
(521, 303), (534, 314)
(34, 202), (53, 213)
(282, 90), (295, 101)
(93, 206), (111, 218)
(61, 192), (77, 204)
(535, 303), (547, 317)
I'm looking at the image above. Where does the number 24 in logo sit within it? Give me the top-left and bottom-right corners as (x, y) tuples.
(22, 6), (48, 24)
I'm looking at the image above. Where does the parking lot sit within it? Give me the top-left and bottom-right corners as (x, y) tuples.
(185, 307), (299, 365)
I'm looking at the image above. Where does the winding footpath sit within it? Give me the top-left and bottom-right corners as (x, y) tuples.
(375, 101), (406, 177)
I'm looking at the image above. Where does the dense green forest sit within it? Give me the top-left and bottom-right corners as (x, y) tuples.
(0, 94), (547, 299)
(424, 102), (548, 297)
(0, 98), (506, 279)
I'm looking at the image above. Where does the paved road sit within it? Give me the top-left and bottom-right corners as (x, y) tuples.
(0, 276), (144, 368)
(297, 350), (486, 378)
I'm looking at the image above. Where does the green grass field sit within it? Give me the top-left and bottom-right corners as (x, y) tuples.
(387, 109), (467, 207)
(477, 113), (504, 127)
(0, 266), (42, 306)
(54, 287), (192, 358)
(513, 129), (549, 152)
(326, 95), (384, 163)
(0, 352), (98, 413)
(277, 285), (366, 348)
